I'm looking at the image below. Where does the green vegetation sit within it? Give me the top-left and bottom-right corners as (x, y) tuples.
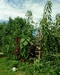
(0, 56), (60, 75)
(0, 0), (60, 75)
(0, 58), (24, 75)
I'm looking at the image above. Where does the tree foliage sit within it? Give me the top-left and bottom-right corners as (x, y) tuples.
(40, 0), (60, 57)
(0, 16), (34, 59)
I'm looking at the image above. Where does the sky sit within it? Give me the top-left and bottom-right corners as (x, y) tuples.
(0, 0), (60, 22)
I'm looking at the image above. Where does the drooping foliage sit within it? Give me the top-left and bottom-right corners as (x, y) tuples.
(40, 0), (60, 57)
(25, 10), (33, 23)
(0, 17), (34, 59)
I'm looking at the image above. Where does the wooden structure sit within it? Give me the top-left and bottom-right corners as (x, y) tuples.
(35, 29), (42, 59)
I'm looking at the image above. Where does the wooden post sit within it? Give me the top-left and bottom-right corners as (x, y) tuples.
(38, 50), (40, 59)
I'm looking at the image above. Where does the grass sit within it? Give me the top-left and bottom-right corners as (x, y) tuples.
(0, 57), (24, 75)
(0, 54), (60, 75)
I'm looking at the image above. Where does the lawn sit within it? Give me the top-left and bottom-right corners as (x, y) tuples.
(0, 54), (60, 75)
(0, 57), (24, 75)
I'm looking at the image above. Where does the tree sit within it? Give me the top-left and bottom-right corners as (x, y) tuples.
(43, 0), (52, 26)
(55, 13), (60, 32)
(25, 10), (33, 23)
(0, 16), (34, 59)
(54, 14), (60, 53)
(39, 1), (60, 61)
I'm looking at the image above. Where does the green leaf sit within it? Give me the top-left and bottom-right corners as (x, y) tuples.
(23, 41), (28, 46)
(20, 38), (25, 43)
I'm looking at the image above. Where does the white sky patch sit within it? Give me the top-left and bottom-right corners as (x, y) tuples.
(0, 0), (25, 21)
(23, 1), (44, 22)
(0, 0), (60, 22)
(52, 1), (60, 20)
(58, 0), (60, 1)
